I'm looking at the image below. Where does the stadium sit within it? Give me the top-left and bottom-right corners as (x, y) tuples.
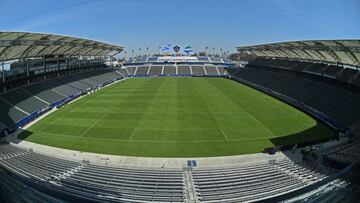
(1, 1), (360, 203)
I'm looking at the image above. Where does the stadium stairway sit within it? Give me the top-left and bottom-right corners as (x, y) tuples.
(192, 160), (335, 203)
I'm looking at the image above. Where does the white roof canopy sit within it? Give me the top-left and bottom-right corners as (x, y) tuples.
(237, 39), (360, 67)
(0, 32), (124, 61)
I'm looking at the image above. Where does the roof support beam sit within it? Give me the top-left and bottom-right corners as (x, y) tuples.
(0, 32), (123, 61)
(237, 39), (360, 68)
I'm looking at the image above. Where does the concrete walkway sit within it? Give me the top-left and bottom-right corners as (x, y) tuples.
(9, 137), (289, 169)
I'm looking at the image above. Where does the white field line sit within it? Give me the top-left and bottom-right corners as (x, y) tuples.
(131, 128), (219, 131)
(128, 128), (137, 140)
(220, 128), (229, 141)
(246, 112), (274, 137)
(37, 131), (275, 143)
(80, 114), (106, 137)
(76, 111), (250, 114)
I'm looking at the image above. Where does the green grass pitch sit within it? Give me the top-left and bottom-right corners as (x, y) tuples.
(20, 77), (336, 157)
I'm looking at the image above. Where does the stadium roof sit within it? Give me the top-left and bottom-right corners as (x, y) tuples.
(0, 32), (124, 61)
(236, 39), (360, 68)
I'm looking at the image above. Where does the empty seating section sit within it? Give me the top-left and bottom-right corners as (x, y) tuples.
(324, 141), (360, 164)
(82, 70), (112, 83)
(251, 58), (308, 71)
(337, 68), (358, 82)
(250, 58), (360, 85)
(101, 71), (121, 81)
(163, 66), (176, 75)
(0, 99), (27, 128)
(135, 66), (150, 76)
(291, 62), (309, 72)
(46, 79), (80, 96)
(251, 58), (272, 67)
(304, 63), (327, 74)
(0, 143), (27, 159)
(56, 70), (119, 93)
(0, 148), (80, 181)
(0, 167), (64, 203)
(126, 66), (137, 75)
(69, 74), (97, 86)
(209, 57), (222, 62)
(57, 76), (89, 90)
(117, 68), (128, 77)
(0, 144), (185, 202)
(198, 57), (209, 62)
(329, 96), (360, 125)
(0, 122), (7, 133)
(229, 67), (359, 125)
(192, 160), (329, 202)
(306, 88), (351, 112)
(191, 66), (206, 76)
(23, 82), (65, 103)
(60, 164), (185, 202)
(149, 66), (162, 75)
(350, 120), (360, 136)
(125, 65), (230, 77)
(323, 65), (343, 77)
(271, 77), (310, 95)
(204, 66), (218, 76)
(217, 67), (228, 76)
(122, 56), (235, 77)
(134, 57), (147, 62)
(147, 57), (158, 62)
(351, 74), (360, 86)
(178, 66), (191, 75)
(0, 143), (340, 203)
(289, 82), (329, 102)
(0, 69), (121, 130)
(1, 89), (48, 113)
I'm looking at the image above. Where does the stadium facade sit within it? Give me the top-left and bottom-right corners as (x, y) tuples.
(0, 32), (359, 202)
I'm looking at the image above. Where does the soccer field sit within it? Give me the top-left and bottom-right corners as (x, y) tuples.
(20, 77), (335, 157)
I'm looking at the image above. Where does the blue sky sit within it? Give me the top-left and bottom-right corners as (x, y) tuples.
(1, 0), (359, 57)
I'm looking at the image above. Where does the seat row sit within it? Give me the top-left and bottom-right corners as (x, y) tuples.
(0, 143), (337, 203)
(227, 67), (360, 126)
(192, 160), (332, 203)
(250, 58), (360, 85)
(125, 65), (228, 77)
(0, 143), (185, 202)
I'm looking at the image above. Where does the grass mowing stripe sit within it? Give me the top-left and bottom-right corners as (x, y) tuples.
(188, 78), (225, 141)
(22, 77), (336, 157)
(35, 131), (276, 142)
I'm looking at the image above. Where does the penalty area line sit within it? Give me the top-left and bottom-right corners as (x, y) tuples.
(246, 112), (274, 137)
(35, 131), (276, 143)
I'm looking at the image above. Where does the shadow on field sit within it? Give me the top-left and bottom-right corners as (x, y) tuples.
(8, 129), (33, 144)
(269, 121), (337, 148)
